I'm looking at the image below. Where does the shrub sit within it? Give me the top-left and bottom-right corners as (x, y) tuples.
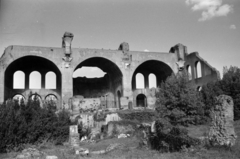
(156, 72), (205, 126)
(0, 95), (73, 152)
(201, 81), (223, 118)
(148, 119), (200, 152)
(220, 66), (240, 120)
(201, 66), (240, 120)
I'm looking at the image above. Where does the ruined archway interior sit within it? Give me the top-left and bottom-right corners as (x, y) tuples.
(4, 56), (62, 102)
(73, 57), (123, 108)
(132, 60), (173, 108)
(132, 60), (173, 90)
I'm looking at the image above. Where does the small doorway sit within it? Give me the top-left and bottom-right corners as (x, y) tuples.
(117, 91), (121, 109)
(136, 94), (147, 107)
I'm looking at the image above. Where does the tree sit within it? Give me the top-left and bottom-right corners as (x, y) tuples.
(156, 72), (205, 125)
(220, 66), (240, 120)
(201, 81), (223, 118)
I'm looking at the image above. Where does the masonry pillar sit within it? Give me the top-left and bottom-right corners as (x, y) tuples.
(144, 73), (149, 89)
(122, 69), (132, 97)
(132, 73), (136, 90)
(61, 68), (73, 109)
(25, 71), (30, 90)
(41, 72), (46, 89)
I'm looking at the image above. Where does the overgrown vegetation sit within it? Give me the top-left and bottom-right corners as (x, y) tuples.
(0, 94), (74, 153)
(156, 72), (206, 126)
(148, 119), (200, 152)
(201, 66), (240, 120)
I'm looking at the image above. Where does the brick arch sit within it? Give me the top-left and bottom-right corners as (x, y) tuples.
(73, 57), (123, 108)
(131, 60), (173, 90)
(4, 55), (62, 101)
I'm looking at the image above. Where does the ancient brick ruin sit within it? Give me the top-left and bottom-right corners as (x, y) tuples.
(0, 32), (219, 110)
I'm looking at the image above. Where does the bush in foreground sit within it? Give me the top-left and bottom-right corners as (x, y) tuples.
(0, 96), (73, 153)
(148, 119), (200, 152)
(201, 66), (240, 120)
(156, 72), (206, 126)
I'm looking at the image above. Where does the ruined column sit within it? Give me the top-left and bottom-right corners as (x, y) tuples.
(208, 95), (237, 147)
(69, 125), (80, 147)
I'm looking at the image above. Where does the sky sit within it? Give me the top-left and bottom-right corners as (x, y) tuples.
(0, 0), (240, 79)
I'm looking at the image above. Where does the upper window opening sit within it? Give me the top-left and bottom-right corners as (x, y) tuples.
(136, 73), (145, 89)
(29, 71), (41, 89)
(13, 71), (25, 89)
(187, 65), (192, 80)
(196, 61), (202, 78)
(45, 71), (56, 89)
(149, 73), (157, 88)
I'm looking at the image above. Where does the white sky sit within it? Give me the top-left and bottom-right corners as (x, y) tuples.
(1, 0), (240, 80)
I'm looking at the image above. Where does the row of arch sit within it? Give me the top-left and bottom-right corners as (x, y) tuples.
(186, 61), (202, 80)
(5, 55), (174, 108)
(14, 71), (57, 89)
(13, 94), (58, 103)
(135, 73), (157, 89)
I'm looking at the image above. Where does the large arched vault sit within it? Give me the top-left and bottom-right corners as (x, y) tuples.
(131, 60), (173, 108)
(132, 60), (173, 90)
(73, 57), (123, 108)
(4, 56), (61, 104)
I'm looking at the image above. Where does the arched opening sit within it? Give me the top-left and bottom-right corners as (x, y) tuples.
(45, 71), (57, 89)
(4, 56), (61, 102)
(29, 71), (41, 89)
(13, 71), (25, 89)
(30, 94), (42, 106)
(197, 86), (202, 91)
(149, 73), (157, 88)
(136, 94), (147, 107)
(117, 91), (121, 109)
(73, 57), (122, 108)
(132, 60), (173, 90)
(186, 65), (192, 80)
(136, 73), (145, 89)
(73, 67), (106, 78)
(45, 94), (58, 110)
(12, 94), (25, 104)
(45, 94), (58, 102)
(196, 61), (202, 78)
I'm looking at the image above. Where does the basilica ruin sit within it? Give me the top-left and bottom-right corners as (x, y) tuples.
(0, 32), (219, 110)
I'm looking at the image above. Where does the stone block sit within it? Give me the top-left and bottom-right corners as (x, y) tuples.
(208, 95), (237, 146)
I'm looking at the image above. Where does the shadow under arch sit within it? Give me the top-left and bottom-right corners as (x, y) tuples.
(73, 57), (123, 108)
(131, 60), (173, 90)
(4, 55), (62, 102)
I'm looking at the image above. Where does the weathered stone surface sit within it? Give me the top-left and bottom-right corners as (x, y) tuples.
(15, 148), (46, 159)
(69, 125), (80, 147)
(107, 121), (135, 137)
(208, 95), (237, 146)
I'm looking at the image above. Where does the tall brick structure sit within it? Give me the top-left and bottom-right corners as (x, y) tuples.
(0, 32), (219, 109)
